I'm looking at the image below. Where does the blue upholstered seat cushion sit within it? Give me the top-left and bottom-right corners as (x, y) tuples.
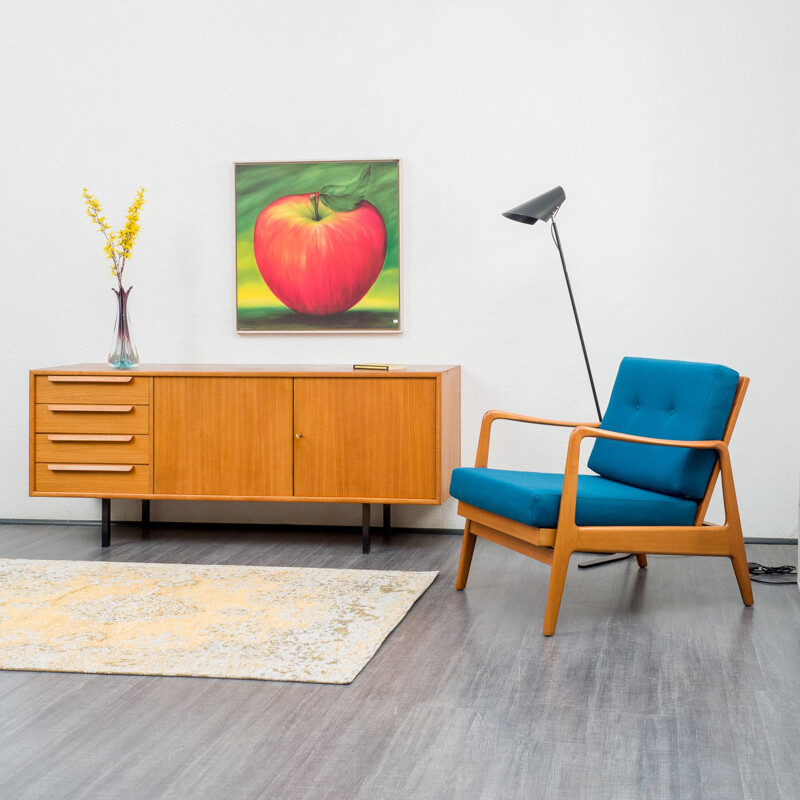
(449, 468), (698, 528)
(587, 358), (739, 500)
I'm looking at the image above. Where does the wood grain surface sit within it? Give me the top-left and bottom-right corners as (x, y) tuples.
(153, 377), (294, 497)
(32, 364), (459, 377)
(35, 404), (149, 435)
(293, 377), (437, 500)
(35, 434), (150, 465)
(33, 464), (151, 494)
(35, 375), (150, 404)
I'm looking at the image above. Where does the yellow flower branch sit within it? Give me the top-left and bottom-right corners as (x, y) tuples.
(82, 187), (146, 290)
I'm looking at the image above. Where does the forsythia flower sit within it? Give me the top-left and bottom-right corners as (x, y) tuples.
(82, 187), (146, 288)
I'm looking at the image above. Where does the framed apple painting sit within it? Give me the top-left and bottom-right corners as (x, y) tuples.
(235, 159), (401, 332)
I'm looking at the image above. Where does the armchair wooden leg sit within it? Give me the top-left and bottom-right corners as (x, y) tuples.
(455, 521), (477, 590)
(634, 554), (648, 568)
(543, 545), (573, 636)
(729, 530), (754, 607)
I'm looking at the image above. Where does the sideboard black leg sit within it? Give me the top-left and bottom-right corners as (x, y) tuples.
(101, 499), (111, 548)
(383, 503), (391, 530)
(362, 503), (371, 554)
(141, 499), (151, 539)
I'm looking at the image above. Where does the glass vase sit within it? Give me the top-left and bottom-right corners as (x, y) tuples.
(109, 286), (139, 369)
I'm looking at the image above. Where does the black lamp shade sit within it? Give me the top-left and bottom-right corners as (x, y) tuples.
(503, 186), (566, 225)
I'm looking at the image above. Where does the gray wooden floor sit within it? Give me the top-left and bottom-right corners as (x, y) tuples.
(0, 522), (798, 800)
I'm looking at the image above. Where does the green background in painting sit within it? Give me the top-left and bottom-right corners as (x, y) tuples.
(235, 160), (400, 331)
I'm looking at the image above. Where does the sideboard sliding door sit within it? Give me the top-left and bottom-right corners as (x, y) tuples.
(153, 377), (294, 497)
(293, 377), (437, 501)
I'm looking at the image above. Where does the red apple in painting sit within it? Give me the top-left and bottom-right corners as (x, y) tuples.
(252, 189), (387, 316)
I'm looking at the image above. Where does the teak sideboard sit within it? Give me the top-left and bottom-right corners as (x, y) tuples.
(30, 364), (461, 552)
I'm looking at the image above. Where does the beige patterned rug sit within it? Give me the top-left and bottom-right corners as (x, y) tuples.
(0, 558), (437, 684)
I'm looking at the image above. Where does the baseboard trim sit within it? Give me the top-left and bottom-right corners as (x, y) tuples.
(744, 538), (798, 545)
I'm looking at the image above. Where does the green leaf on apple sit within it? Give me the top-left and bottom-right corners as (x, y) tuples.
(319, 164), (372, 212)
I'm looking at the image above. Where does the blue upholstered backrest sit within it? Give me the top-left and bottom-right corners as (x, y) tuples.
(587, 358), (739, 500)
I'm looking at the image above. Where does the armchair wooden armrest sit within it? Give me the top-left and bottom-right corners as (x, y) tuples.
(568, 426), (728, 453)
(560, 427), (738, 528)
(474, 410), (600, 468)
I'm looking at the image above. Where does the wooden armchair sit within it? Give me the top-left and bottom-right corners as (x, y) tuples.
(450, 357), (752, 636)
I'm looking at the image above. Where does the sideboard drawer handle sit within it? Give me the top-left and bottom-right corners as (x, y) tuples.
(47, 404), (134, 413)
(47, 434), (134, 442)
(47, 376), (133, 384)
(47, 464), (134, 472)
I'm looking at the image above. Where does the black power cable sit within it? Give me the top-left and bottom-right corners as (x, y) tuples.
(748, 562), (798, 585)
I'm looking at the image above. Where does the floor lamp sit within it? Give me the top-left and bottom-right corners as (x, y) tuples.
(503, 186), (602, 422)
(503, 186), (629, 568)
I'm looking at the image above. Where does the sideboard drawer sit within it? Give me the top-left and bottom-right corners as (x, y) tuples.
(35, 375), (150, 405)
(34, 404), (149, 434)
(35, 434), (150, 465)
(35, 463), (152, 495)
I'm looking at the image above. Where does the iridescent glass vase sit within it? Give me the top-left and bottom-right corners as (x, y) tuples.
(109, 286), (139, 369)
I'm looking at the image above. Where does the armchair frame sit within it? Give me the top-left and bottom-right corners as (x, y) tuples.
(455, 377), (751, 636)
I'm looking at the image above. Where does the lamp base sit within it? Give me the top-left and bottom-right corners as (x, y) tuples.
(577, 553), (634, 569)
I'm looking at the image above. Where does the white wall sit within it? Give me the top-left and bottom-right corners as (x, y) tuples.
(1, 0), (798, 537)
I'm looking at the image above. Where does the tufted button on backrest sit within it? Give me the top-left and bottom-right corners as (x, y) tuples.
(587, 358), (739, 499)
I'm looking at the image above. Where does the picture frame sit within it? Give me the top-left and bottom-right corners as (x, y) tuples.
(235, 159), (401, 333)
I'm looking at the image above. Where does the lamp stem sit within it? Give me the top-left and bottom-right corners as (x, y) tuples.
(550, 219), (603, 422)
